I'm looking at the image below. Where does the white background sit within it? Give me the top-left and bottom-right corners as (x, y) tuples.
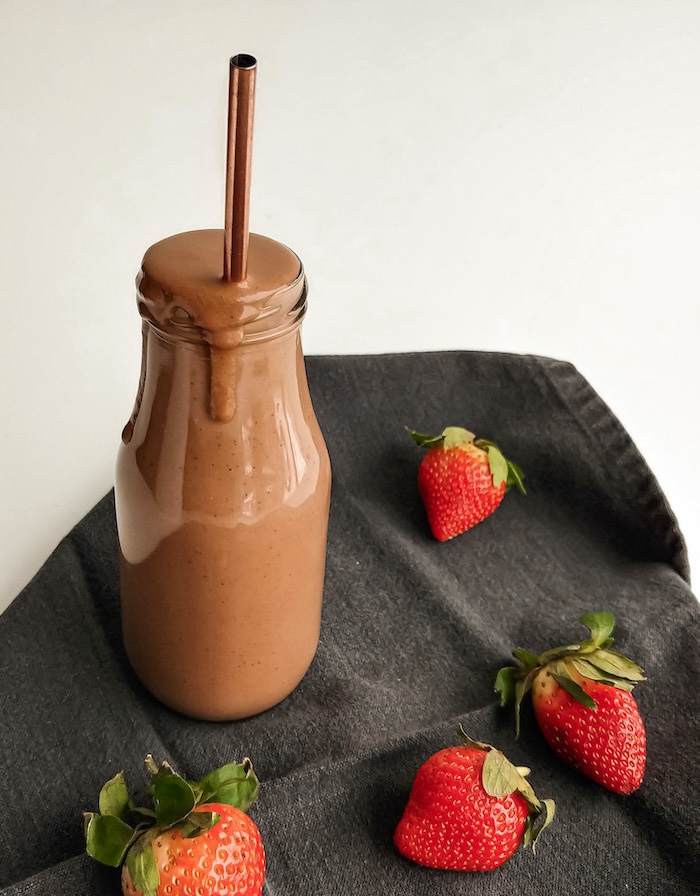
(1, 0), (698, 614)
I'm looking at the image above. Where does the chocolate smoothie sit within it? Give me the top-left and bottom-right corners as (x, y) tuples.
(115, 229), (331, 720)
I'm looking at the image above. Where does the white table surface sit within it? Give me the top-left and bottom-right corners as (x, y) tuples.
(1, 0), (698, 614)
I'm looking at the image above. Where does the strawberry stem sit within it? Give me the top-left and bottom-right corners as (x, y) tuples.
(457, 725), (556, 853)
(85, 756), (261, 881)
(495, 612), (645, 727)
(408, 426), (526, 492)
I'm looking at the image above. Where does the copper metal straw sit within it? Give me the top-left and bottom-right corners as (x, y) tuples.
(223, 53), (257, 283)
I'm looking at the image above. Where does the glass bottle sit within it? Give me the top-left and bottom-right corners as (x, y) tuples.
(115, 229), (331, 720)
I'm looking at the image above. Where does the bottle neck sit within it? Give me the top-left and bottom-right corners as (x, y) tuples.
(144, 317), (306, 425)
(132, 229), (309, 426)
(139, 273), (308, 349)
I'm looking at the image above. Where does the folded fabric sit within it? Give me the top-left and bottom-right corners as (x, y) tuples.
(0, 351), (697, 895)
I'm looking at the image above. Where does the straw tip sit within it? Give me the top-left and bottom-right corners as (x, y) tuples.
(230, 53), (257, 70)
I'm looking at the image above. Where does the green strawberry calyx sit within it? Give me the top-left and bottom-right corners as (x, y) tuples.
(84, 755), (260, 896)
(407, 426), (526, 493)
(494, 611), (646, 735)
(457, 726), (555, 851)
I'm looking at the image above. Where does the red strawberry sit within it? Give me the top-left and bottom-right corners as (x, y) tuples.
(120, 803), (264, 896)
(408, 426), (525, 541)
(495, 611), (646, 794)
(394, 728), (554, 872)
(85, 755), (265, 896)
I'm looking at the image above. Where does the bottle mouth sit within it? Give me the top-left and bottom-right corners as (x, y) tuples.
(136, 229), (306, 347)
(141, 275), (308, 348)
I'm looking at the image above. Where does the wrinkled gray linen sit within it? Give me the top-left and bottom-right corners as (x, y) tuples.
(1, 351), (698, 895)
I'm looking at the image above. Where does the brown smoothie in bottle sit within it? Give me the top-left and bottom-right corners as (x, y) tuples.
(115, 229), (331, 720)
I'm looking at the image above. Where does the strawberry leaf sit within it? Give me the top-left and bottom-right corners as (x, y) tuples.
(98, 771), (131, 821)
(570, 658), (619, 687)
(513, 668), (538, 736)
(579, 611), (616, 651)
(484, 444), (508, 487)
(128, 795), (156, 819)
(84, 813), (135, 867)
(551, 671), (597, 709)
(523, 798), (556, 852)
(406, 428), (445, 449)
(197, 758), (260, 812)
(152, 771), (197, 827)
(483, 749), (552, 835)
(474, 439), (525, 492)
(442, 426), (476, 449)
(506, 460), (526, 494)
(587, 648), (645, 682)
(455, 725), (492, 753)
(144, 755), (163, 776)
(538, 642), (581, 664)
(482, 749), (524, 799)
(126, 839), (160, 896)
(494, 666), (518, 706)
(211, 777), (259, 812)
(178, 810), (220, 838)
(512, 648), (541, 669)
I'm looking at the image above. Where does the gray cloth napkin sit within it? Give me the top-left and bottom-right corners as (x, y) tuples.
(1, 351), (697, 895)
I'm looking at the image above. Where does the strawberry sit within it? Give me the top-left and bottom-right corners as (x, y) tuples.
(394, 727), (554, 872)
(408, 426), (525, 541)
(495, 611), (646, 794)
(85, 755), (265, 896)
